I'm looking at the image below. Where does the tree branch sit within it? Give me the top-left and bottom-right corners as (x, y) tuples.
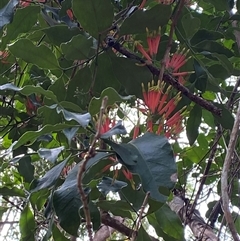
(221, 100), (240, 241)
(112, 42), (222, 116)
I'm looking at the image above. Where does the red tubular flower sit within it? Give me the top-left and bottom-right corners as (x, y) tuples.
(135, 42), (152, 61)
(66, 9), (74, 21)
(133, 125), (140, 139)
(99, 116), (115, 134)
(146, 27), (161, 57)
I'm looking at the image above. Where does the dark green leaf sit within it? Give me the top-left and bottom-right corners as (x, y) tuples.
(205, 0), (228, 11)
(182, 14), (200, 39)
(136, 226), (152, 241)
(97, 177), (127, 195)
(108, 133), (176, 202)
(31, 155), (71, 193)
(11, 124), (77, 150)
(0, 187), (25, 197)
(9, 39), (60, 70)
(17, 156), (35, 183)
(89, 87), (134, 115)
(56, 107), (91, 127)
(19, 205), (36, 241)
(155, 204), (184, 240)
(186, 104), (202, 145)
(38, 146), (65, 163)
(89, 201), (101, 230)
(63, 127), (79, 146)
(213, 103), (234, 129)
(61, 34), (93, 60)
(0, 0), (19, 30)
(52, 224), (69, 241)
(237, 0), (240, 13)
(120, 4), (171, 35)
(100, 120), (127, 138)
(1, 6), (40, 49)
(72, 0), (114, 38)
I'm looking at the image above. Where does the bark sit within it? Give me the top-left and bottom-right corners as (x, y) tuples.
(169, 196), (219, 241)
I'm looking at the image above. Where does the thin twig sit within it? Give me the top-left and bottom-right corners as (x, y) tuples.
(77, 96), (108, 241)
(158, 0), (185, 82)
(221, 100), (240, 241)
(131, 191), (150, 241)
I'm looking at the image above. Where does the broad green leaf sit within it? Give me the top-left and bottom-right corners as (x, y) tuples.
(56, 107), (91, 127)
(205, 0), (228, 11)
(191, 29), (224, 46)
(155, 204), (184, 240)
(72, 0), (114, 38)
(63, 127), (79, 146)
(120, 4), (171, 35)
(111, 57), (152, 98)
(31, 155), (71, 193)
(97, 200), (133, 219)
(38, 146), (65, 163)
(89, 87), (134, 115)
(1, 6), (40, 49)
(186, 104), (202, 145)
(0, 0), (19, 30)
(9, 39), (60, 70)
(89, 201), (101, 230)
(43, 25), (82, 46)
(19, 205), (36, 241)
(107, 133), (176, 202)
(61, 34), (92, 60)
(11, 124), (77, 150)
(213, 103), (234, 129)
(97, 177), (127, 195)
(238, 0), (240, 13)
(136, 226), (152, 241)
(182, 13), (200, 39)
(17, 156), (35, 183)
(30, 189), (50, 211)
(20, 85), (58, 103)
(0, 83), (21, 91)
(194, 40), (233, 58)
(52, 224), (69, 241)
(100, 120), (127, 138)
(0, 187), (25, 197)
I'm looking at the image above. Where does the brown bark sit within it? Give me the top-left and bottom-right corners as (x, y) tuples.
(169, 196), (219, 241)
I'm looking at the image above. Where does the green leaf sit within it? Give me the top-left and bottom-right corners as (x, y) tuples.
(0, 0), (19, 30)
(31, 155), (71, 193)
(97, 177), (128, 195)
(205, 0), (228, 11)
(89, 87), (134, 115)
(17, 156), (35, 183)
(0, 187), (25, 197)
(1, 6), (40, 49)
(100, 120), (127, 138)
(186, 104), (202, 145)
(8, 39), (60, 70)
(155, 205), (184, 240)
(97, 200), (133, 219)
(0, 83), (21, 91)
(111, 57), (152, 98)
(20, 85), (58, 103)
(237, 0), (240, 13)
(194, 40), (234, 58)
(38, 146), (65, 163)
(89, 201), (101, 230)
(120, 4), (171, 35)
(56, 107), (91, 127)
(19, 205), (36, 241)
(63, 127), (79, 146)
(191, 29), (224, 46)
(182, 14), (200, 39)
(108, 133), (176, 202)
(61, 34), (93, 60)
(11, 124), (77, 150)
(213, 103), (234, 129)
(52, 224), (69, 241)
(43, 25), (82, 46)
(136, 226), (152, 241)
(72, 0), (114, 38)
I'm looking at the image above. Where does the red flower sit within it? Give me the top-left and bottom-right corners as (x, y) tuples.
(146, 27), (161, 57)
(0, 51), (9, 64)
(98, 116), (116, 134)
(66, 9), (74, 21)
(135, 42), (152, 62)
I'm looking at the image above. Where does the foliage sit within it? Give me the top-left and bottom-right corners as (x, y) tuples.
(1, 0), (240, 240)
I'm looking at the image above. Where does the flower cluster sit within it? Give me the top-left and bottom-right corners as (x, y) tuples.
(135, 80), (185, 139)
